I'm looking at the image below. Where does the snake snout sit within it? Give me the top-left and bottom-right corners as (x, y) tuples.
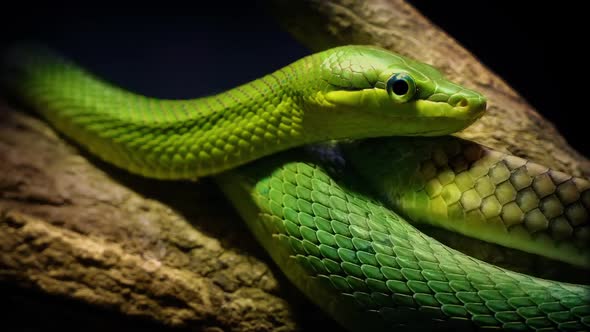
(449, 91), (487, 117)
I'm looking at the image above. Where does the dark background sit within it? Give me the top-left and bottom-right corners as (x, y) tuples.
(0, 1), (582, 331)
(0, 1), (582, 155)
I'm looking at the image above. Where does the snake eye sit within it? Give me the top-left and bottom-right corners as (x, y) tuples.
(386, 72), (416, 103)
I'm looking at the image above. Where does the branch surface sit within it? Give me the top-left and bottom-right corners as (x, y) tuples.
(0, 107), (340, 331)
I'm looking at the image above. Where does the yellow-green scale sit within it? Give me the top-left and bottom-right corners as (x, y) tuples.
(345, 137), (590, 268)
(8, 48), (333, 180)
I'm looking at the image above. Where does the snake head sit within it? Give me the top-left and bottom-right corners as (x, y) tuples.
(310, 45), (487, 137)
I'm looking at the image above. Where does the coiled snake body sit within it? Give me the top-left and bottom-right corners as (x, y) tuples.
(1, 44), (589, 331)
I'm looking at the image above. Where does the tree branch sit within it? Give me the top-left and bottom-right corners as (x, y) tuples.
(0, 108), (339, 331)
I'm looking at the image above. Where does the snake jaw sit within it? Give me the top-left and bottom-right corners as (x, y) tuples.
(414, 98), (486, 121)
(321, 88), (486, 136)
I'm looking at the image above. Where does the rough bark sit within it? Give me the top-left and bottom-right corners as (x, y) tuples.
(0, 107), (340, 331)
(267, 0), (590, 177)
(1, 1), (588, 331)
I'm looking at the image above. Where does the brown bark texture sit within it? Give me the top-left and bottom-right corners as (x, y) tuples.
(0, 0), (587, 331)
(0, 108), (341, 331)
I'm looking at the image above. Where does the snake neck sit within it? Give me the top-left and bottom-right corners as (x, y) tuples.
(1, 46), (341, 180)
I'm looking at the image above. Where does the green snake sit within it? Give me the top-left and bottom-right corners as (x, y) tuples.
(1, 44), (589, 331)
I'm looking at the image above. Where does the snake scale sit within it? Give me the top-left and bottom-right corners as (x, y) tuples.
(1, 44), (589, 331)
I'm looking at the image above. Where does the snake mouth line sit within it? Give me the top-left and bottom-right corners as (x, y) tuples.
(402, 127), (459, 136)
(324, 89), (486, 121)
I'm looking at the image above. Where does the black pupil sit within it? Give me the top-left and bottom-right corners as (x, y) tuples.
(392, 79), (409, 95)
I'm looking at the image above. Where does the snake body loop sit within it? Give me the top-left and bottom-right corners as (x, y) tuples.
(1, 44), (588, 331)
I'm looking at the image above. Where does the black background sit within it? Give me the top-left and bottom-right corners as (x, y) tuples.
(0, 1), (583, 330)
(0, 1), (582, 155)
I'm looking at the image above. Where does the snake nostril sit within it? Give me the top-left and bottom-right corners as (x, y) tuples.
(449, 94), (470, 108)
(456, 98), (468, 108)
